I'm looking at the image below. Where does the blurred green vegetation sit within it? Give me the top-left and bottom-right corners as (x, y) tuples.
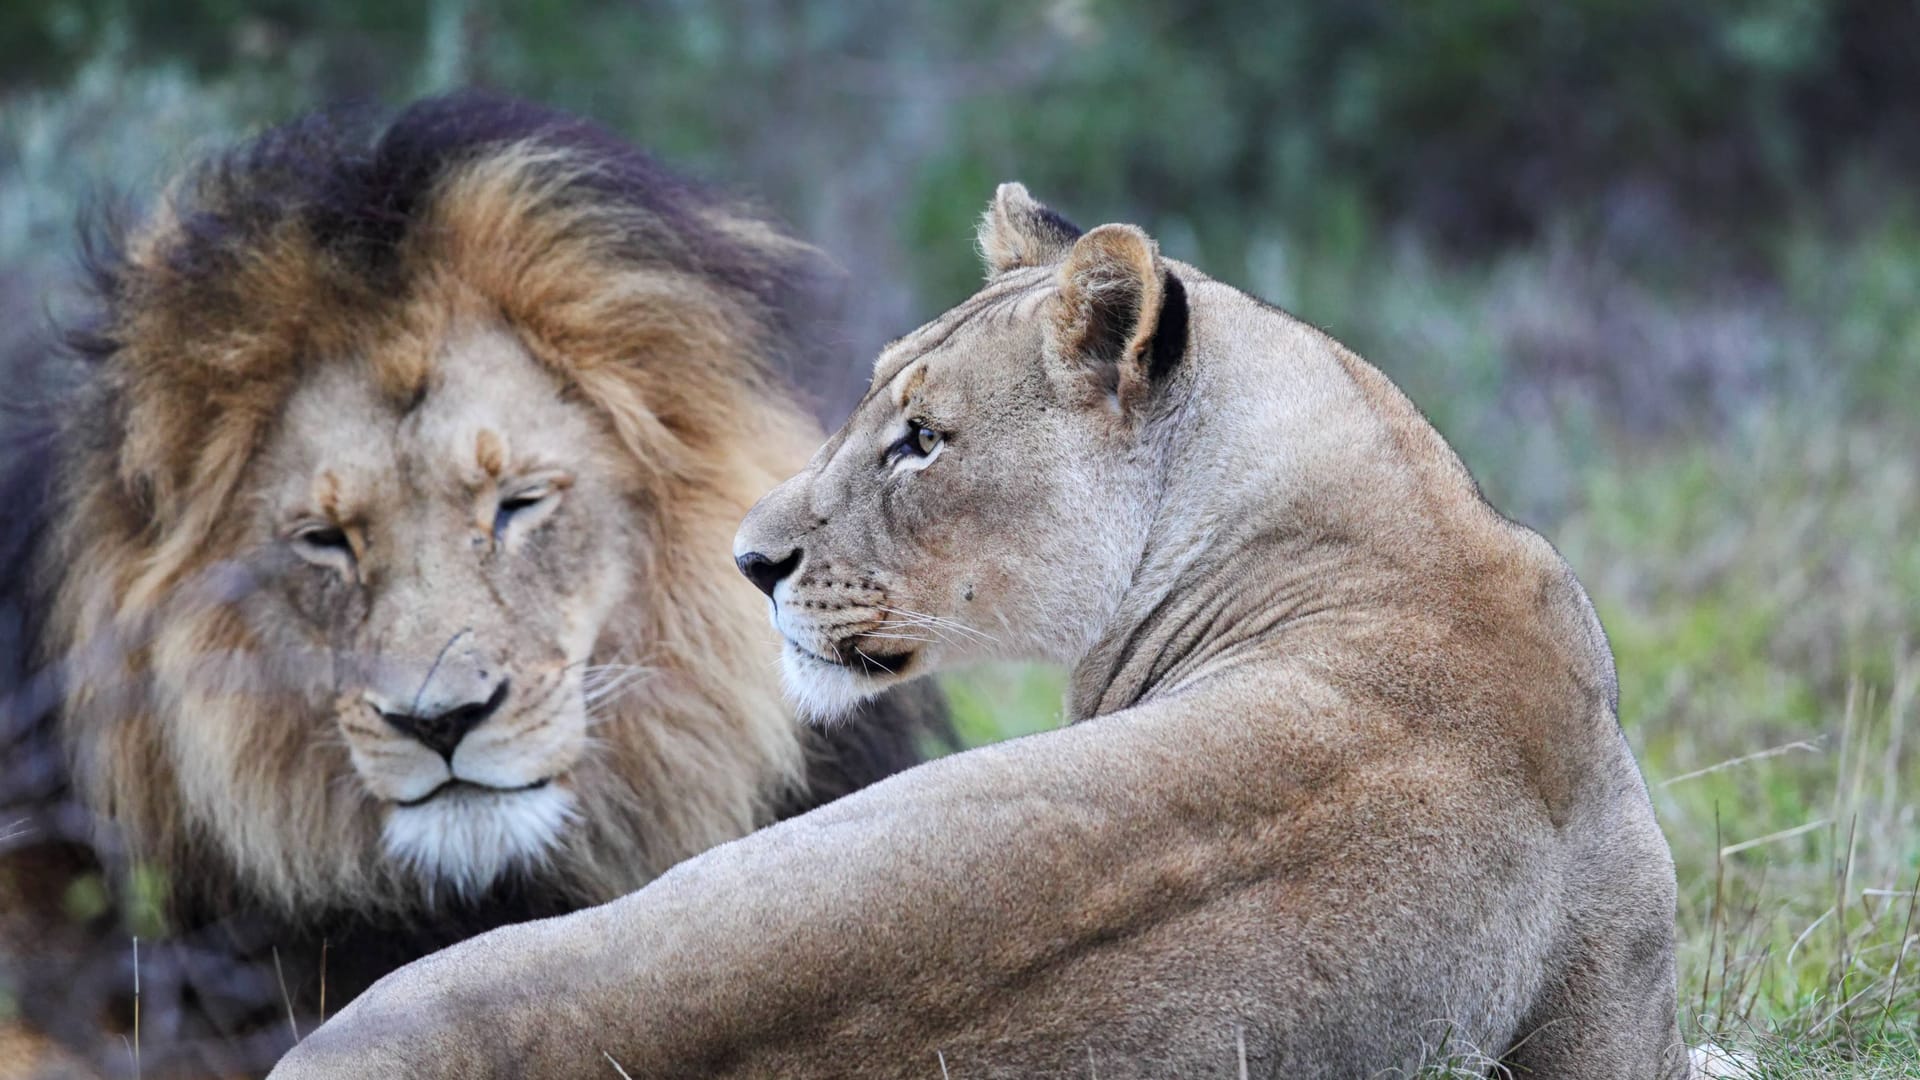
(9, 0), (1919, 245)
(2, 1), (1917, 1071)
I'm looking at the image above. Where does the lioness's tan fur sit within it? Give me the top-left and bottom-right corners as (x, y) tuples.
(271, 184), (1686, 1078)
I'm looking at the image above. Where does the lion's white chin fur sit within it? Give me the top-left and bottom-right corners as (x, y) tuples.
(381, 784), (579, 899)
(779, 642), (894, 724)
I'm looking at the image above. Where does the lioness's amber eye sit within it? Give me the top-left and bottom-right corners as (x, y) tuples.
(886, 421), (944, 464)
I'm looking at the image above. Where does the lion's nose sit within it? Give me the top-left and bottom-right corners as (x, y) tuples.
(377, 679), (510, 762)
(735, 548), (801, 599)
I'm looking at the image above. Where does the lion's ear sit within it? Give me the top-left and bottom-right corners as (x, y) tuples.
(977, 182), (1083, 277)
(1051, 223), (1188, 415)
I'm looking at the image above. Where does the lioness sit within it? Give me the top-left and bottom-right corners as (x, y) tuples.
(271, 185), (1686, 1078)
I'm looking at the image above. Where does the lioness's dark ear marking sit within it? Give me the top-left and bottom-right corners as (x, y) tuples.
(1056, 224), (1159, 361)
(1146, 272), (1188, 383)
(1053, 223), (1178, 416)
(978, 182), (1083, 277)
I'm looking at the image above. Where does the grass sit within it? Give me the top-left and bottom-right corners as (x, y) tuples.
(1577, 419), (1919, 1074)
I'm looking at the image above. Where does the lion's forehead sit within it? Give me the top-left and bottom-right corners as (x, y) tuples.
(406, 328), (596, 479)
(262, 325), (606, 513)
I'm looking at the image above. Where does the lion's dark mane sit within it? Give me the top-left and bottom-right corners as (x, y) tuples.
(70, 91), (832, 374)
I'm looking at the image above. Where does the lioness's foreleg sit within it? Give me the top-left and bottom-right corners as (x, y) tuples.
(270, 693), (1574, 1079)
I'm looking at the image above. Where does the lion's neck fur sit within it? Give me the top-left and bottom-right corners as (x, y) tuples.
(1068, 275), (1488, 720)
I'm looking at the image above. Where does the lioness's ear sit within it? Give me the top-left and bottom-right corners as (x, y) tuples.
(977, 182), (1083, 277)
(1051, 223), (1188, 415)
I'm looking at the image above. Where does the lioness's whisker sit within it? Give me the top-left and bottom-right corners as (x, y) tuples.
(871, 611), (960, 626)
(902, 608), (993, 640)
(872, 618), (970, 649)
(877, 606), (996, 643)
(876, 607), (980, 633)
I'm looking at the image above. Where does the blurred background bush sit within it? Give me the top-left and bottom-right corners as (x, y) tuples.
(2, 1), (1915, 1071)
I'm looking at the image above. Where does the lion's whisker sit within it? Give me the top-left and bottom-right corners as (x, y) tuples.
(584, 678), (653, 709)
(581, 662), (657, 699)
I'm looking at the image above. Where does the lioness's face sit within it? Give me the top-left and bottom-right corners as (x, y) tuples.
(734, 264), (1162, 718)
(240, 326), (637, 891)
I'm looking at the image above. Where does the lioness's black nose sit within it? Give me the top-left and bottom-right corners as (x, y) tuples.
(379, 679), (509, 762)
(736, 549), (801, 598)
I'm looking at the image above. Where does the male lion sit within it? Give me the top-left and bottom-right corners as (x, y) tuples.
(0, 93), (944, 1075)
(274, 184), (1687, 1078)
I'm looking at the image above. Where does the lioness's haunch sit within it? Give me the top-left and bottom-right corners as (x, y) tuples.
(271, 185), (1687, 1078)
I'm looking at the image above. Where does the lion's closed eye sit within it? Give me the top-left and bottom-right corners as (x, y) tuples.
(494, 473), (571, 540)
(288, 521), (356, 570)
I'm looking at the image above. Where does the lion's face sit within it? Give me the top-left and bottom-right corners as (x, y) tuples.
(48, 106), (905, 918)
(231, 326), (637, 892)
(735, 187), (1183, 718)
